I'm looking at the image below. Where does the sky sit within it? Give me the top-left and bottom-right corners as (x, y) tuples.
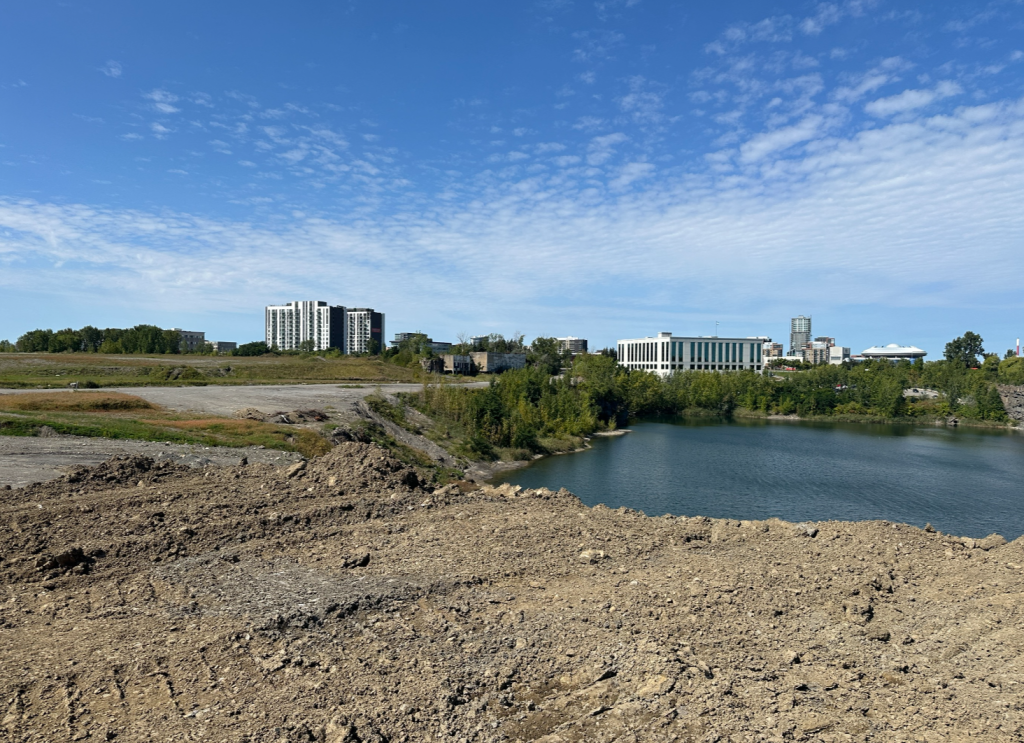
(1, 0), (1023, 357)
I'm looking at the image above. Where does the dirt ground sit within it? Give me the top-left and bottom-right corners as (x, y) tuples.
(1, 442), (1022, 742)
(0, 434), (302, 489)
(0, 383), (439, 420)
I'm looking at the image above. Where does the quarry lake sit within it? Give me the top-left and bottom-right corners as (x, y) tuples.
(493, 419), (1024, 540)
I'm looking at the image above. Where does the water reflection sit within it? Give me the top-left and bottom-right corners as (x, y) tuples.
(494, 418), (1024, 539)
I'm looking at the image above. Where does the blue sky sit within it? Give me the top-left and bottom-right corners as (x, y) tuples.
(2, 0), (1023, 356)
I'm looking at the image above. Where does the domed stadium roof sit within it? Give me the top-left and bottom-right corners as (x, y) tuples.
(861, 344), (927, 358)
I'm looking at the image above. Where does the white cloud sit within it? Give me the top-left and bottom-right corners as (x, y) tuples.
(739, 115), (823, 162)
(4, 98), (1024, 347)
(120, 133), (143, 141)
(150, 122), (173, 138)
(144, 89), (180, 114)
(100, 60), (122, 78)
(280, 149), (308, 164)
(865, 81), (962, 117)
(618, 76), (665, 125)
(571, 30), (625, 63)
(800, 0), (876, 36)
(573, 116), (605, 131)
(586, 132), (628, 165)
(609, 161), (654, 189)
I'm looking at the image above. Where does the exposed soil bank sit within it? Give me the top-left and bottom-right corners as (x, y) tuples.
(2, 443), (1021, 742)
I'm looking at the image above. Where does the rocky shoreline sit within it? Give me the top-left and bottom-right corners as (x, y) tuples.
(2, 442), (1021, 742)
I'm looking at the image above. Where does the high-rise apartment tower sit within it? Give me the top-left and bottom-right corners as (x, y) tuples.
(790, 315), (812, 354)
(264, 301), (384, 353)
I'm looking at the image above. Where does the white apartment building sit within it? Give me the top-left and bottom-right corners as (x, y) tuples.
(345, 308), (385, 354)
(265, 301), (346, 352)
(617, 332), (765, 377)
(264, 301), (384, 354)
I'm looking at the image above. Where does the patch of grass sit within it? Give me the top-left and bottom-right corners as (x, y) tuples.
(0, 391), (154, 412)
(0, 353), (422, 389)
(536, 435), (585, 454)
(365, 393), (407, 425)
(0, 419), (43, 436)
(494, 447), (534, 462)
(0, 402), (333, 458)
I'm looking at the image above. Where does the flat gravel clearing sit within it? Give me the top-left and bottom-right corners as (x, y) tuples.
(0, 381), (485, 418)
(0, 435), (302, 488)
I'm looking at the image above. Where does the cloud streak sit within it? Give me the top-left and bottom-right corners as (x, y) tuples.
(3, 97), (1024, 341)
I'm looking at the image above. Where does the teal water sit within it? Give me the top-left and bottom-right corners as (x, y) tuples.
(493, 419), (1024, 539)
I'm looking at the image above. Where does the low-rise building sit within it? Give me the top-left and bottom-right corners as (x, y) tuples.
(829, 346), (851, 365)
(210, 341), (236, 354)
(443, 354), (473, 375)
(763, 342), (784, 359)
(391, 333), (451, 354)
(556, 336), (588, 354)
(171, 329), (205, 352)
(617, 332), (765, 377)
(804, 341), (831, 365)
(470, 352), (527, 373)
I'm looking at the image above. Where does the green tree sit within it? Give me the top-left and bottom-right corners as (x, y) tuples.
(0, 340), (14, 352)
(233, 341), (269, 356)
(981, 354), (1001, 381)
(999, 356), (1024, 384)
(528, 337), (568, 376)
(944, 331), (985, 368)
(16, 329), (53, 352)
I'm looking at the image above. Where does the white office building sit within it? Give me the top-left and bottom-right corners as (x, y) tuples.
(617, 332), (765, 377)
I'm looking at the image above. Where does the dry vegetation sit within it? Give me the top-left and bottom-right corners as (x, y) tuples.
(0, 392), (331, 457)
(0, 353), (419, 389)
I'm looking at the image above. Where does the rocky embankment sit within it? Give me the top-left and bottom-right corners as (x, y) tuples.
(1, 443), (1022, 742)
(998, 384), (1024, 422)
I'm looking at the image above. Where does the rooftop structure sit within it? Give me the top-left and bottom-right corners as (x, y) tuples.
(861, 344), (927, 360)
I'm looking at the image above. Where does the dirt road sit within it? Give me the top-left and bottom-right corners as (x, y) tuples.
(1, 442), (1020, 742)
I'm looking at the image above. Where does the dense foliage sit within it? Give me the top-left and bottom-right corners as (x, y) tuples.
(411, 351), (1014, 459)
(11, 325), (192, 354)
(231, 341), (269, 356)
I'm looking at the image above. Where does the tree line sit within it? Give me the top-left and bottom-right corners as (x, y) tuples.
(6, 325), (190, 354)
(410, 334), (1016, 459)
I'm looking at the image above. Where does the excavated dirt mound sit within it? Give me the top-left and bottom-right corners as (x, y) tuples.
(1, 441), (1023, 742)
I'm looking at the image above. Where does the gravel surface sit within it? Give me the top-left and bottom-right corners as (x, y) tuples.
(0, 382), (487, 486)
(1, 442), (1020, 742)
(0, 382), (445, 418)
(0, 434), (303, 488)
